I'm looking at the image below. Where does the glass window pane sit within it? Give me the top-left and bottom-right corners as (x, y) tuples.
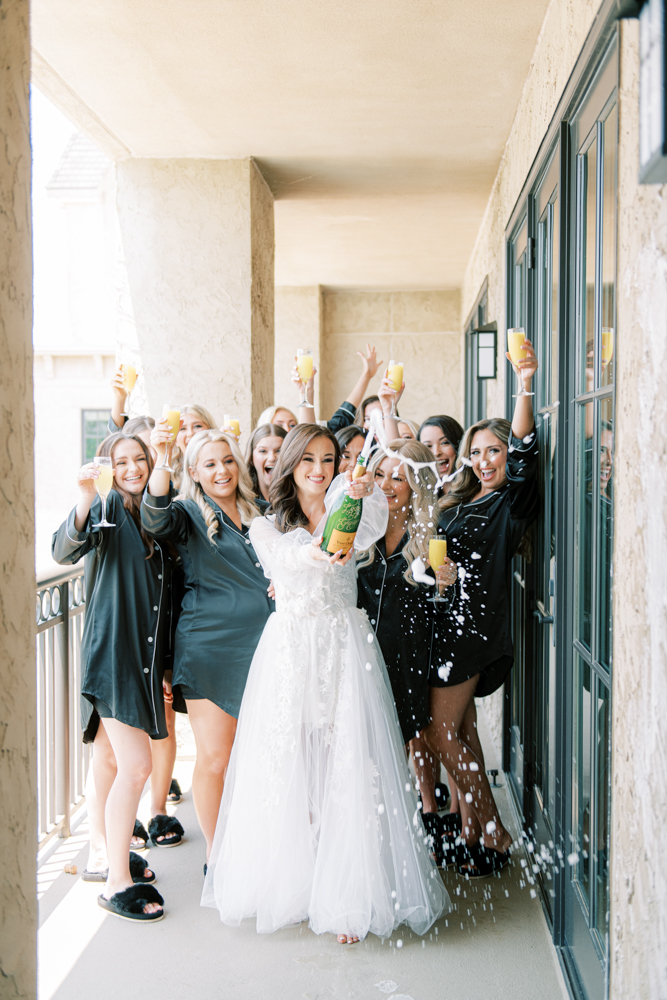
(573, 656), (592, 904)
(580, 139), (598, 394)
(601, 104), (617, 389)
(551, 195), (559, 405)
(577, 401), (594, 650)
(597, 398), (614, 669)
(82, 409), (111, 464)
(595, 677), (611, 940)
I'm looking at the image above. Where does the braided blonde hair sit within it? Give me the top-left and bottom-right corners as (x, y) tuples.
(180, 430), (259, 543)
(356, 439), (438, 586)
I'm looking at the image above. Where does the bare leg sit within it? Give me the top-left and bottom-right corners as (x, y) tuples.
(186, 699), (237, 860)
(150, 699), (177, 818)
(424, 678), (511, 853)
(86, 725), (116, 871)
(457, 701), (485, 845)
(446, 771), (461, 814)
(100, 718), (160, 913)
(410, 734), (439, 814)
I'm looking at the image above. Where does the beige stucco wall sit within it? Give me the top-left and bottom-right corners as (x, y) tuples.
(461, 0), (600, 755)
(115, 158), (274, 447)
(320, 290), (462, 426)
(610, 20), (667, 1000)
(0, 1), (37, 996)
(462, 0), (599, 422)
(274, 286), (323, 418)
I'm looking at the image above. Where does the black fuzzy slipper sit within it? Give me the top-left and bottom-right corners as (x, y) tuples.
(97, 884), (165, 922)
(456, 844), (511, 879)
(131, 819), (149, 851)
(167, 779), (182, 804)
(148, 814), (184, 847)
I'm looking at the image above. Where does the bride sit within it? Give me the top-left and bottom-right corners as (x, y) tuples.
(202, 423), (450, 943)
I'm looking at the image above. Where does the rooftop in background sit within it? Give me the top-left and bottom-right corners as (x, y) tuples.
(31, 0), (551, 289)
(46, 132), (110, 195)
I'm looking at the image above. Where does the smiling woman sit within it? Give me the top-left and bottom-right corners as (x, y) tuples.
(51, 431), (174, 922)
(141, 429), (273, 865)
(245, 423), (287, 503)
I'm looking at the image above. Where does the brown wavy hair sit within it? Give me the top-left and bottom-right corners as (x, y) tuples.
(268, 424), (340, 533)
(439, 417), (511, 511)
(245, 423), (288, 498)
(98, 432), (156, 557)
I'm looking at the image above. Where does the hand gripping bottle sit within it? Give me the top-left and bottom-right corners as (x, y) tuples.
(320, 419), (378, 555)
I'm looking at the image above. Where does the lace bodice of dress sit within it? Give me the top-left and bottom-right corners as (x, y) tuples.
(248, 479), (388, 620)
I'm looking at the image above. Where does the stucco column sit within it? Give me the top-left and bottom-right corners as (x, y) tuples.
(610, 19), (667, 1000)
(115, 158), (274, 441)
(0, 1), (37, 997)
(274, 286), (323, 419)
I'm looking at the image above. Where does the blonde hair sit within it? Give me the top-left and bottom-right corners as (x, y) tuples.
(171, 404), (218, 490)
(357, 439), (438, 586)
(396, 418), (420, 439)
(180, 430), (259, 543)
(256, 404), (298, 429)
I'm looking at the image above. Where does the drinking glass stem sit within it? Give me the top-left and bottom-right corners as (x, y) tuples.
(101, 496), (107, 524)
(300, 382), (309, 407)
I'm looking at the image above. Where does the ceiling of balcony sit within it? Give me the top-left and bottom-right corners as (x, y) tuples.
(31, 0), (550, 291)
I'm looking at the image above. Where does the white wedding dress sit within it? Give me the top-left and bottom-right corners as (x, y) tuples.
(201, 476), (450, 939)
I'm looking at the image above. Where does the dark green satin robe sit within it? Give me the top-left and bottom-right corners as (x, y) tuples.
(141, 492), (273, 718)
(52, 491), (173, 743)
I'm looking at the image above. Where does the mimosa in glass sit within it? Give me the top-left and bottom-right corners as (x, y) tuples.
(120, 363), (137, 417)
(387, 360), (404, 417)
(507, 328), (533, 397)
(224, 415), (241, 439)
(427, 536), (448, 603)
(158, 405), (181, 472)
(601, 328), (614, 367)
(92, 456), (116, 527)
(296, 349), (313, 408)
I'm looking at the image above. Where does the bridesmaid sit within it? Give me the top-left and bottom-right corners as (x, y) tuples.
(335, 425), (366, 474)
(141, 428), (273, 865)
(245, 423), (287, 504)
(357, 438), (458, 743)
(356, 438), (457, 850)
(52, 432), (171, 922)
(425, 341), (539, 877)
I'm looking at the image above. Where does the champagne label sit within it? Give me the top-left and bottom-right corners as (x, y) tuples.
(325, 529), (356, 555)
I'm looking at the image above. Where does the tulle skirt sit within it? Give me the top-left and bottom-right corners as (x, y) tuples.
(201, 607), (450, 939)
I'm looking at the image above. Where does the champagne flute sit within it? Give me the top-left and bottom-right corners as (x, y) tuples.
(427, 536), (448, 604)
(387, 360), (404, 417)
(120, 363), (137, 417)
(296, 349), (313, 408)
(223, 415), (241, 439)
(507, 328), (534, 397)
(91, 457), (116, 528)
(158, 405), (181, 473)
(601, 328), (614, 368)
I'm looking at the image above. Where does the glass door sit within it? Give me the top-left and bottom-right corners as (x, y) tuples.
(505, 216), (531, 815)
(529, 145), (561, 920)
(563, 39), (617, 1000)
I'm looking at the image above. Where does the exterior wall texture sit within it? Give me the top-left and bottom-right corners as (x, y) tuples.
(274, 286), (323, 418)
(460, 0), (599, 756)
(610, 20), (667, 1000)
(0, 1), (37, 996)
(115, 157), (274, 445)
(462, 0), (599, 421)
(321, 290), (462, 426)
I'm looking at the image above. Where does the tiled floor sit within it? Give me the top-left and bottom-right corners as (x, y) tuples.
(38, 712), (569, 1000)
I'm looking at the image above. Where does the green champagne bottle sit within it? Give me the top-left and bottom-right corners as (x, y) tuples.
(320, 454), (367, 555)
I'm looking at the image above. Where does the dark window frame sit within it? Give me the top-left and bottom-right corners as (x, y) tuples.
(81, 409), (112, 464)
